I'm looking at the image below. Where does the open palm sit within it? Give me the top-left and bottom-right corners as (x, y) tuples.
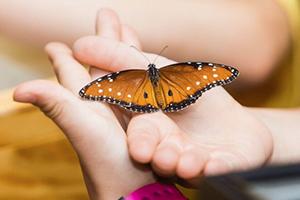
(72, 9), (273, 186)
(13, 9), (159, 199)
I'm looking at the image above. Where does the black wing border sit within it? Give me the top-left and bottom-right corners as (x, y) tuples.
(79, 70), (159, 113)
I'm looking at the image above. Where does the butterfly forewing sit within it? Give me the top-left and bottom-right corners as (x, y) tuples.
(79, 70), (159, 113)
(159, 62), (239, 112)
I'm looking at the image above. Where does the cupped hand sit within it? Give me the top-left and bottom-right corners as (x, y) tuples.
(73, 9), (273, 187)
(13, 9), (156, 200)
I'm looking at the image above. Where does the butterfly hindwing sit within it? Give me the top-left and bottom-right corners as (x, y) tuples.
(159, 62), (239, 112)
(79, 70), (159, 113)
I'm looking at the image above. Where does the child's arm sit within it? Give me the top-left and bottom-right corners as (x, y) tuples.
(250, 108), (300, 164)
(0, 0), (289, 85)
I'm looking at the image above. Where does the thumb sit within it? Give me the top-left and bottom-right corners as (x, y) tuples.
(13, 80), (110, 145)
(14, 80), (76, 121)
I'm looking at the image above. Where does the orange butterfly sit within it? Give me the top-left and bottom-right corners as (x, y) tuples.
(79, 62), (239, 113)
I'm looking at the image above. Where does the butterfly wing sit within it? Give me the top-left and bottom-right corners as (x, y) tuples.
(79, 70), (159, 113)
(158, 62), (239, 112)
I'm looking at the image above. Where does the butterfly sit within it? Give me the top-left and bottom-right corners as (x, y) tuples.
(79, 62), (239, 113)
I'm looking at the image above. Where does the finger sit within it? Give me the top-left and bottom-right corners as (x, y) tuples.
(46, 42), (114, 117)
(73, 36), (174, 72)
(151, 133), (183, 177)
(95, 8), (121, 40)
(127, 112), (179, 164)
(74, 36), (147, 72)
(90, 8), (123, 78)
(127, 114), (161, 163)
(204, 159), (232, 176)
(89, 67), (109, 80)
(13, 80), (110, 143)
(13, 79), (126, 176)
(204, 151), (246, 176)
(121, 24), (142, 49)
(45, 42), (91, 93)
(176, 147), (207, 179)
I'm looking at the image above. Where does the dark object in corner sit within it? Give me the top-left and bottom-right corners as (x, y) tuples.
(198, 163), (300, 200)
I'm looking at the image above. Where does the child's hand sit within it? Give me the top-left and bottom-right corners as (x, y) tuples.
(73, 9), (273, 187)
(13, 12), (156, 200)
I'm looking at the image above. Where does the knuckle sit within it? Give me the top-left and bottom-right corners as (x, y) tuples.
(39, 98), (67, 120)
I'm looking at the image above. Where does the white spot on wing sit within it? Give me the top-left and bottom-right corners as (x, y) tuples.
(117, 92), (122, 96)
(213, 74), (218, 78)
(203, 75), (208, 79)
(109, 79), (113, 82)
(196, 81), (200, 85)
(98, 89), (103, 93)
(187, 86), (191, 90)
(108, 88), (112, 92)
(127, 94), (132, 98)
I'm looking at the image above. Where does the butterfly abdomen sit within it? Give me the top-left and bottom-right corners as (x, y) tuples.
(153, 83), (166, 109)
(147, 65), (166, 109)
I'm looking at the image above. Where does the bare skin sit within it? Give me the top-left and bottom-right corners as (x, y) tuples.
(250, 108), (300, 165)
(71, 9), (273, 186)
(15, 10), (272, 191)
(12, 5), (300, 199)
(68, 9), (300, 186)
(13, 11), (157, 200)
(0, 0), (289, 85)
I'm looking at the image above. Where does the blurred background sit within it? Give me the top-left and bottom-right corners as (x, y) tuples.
(0, 2), (98, 199)
(0, 39), (87, 199)
(0, 0), (299, 199)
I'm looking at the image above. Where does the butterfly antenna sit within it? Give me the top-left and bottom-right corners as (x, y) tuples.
(130, 45), (151, 64)
(153, 45), (168, 64)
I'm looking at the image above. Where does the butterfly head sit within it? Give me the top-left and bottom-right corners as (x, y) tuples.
(147, 63), (157, 69)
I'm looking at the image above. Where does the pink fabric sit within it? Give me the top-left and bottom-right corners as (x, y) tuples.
(125, 182), (187, 200)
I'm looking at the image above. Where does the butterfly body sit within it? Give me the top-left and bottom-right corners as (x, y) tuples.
(79, 62), (239, 113)
(147, 64), (166, 109)
(148, 64), (160, 86)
